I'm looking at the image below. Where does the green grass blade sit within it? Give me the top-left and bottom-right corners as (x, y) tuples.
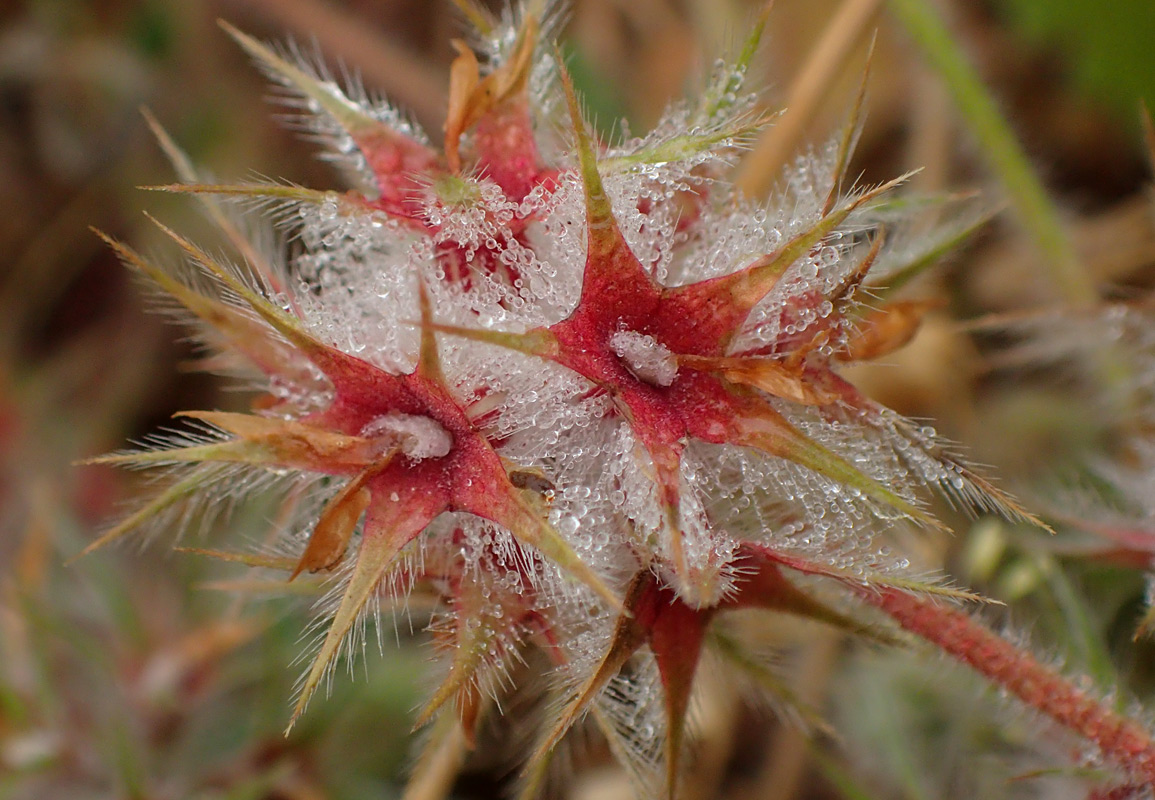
(887, 0), (1097, 306)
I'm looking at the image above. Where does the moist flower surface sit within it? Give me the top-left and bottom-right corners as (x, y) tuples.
(84, 3), (1155, 798)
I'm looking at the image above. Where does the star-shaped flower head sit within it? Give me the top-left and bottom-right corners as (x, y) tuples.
(430, 48), (1040, 611)
(82, 3), (1067, 797)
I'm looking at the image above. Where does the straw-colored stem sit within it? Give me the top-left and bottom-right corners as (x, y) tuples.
(735, 0), (884, 199)
(401, 712), (471, 800)
(734, 629), (841, 800)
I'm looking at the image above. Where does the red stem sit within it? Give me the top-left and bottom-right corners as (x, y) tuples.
(861, 586), (1155, 786)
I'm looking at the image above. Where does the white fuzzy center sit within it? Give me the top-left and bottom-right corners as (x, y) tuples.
(361, 413), (453, 460)
(610, 330), (678, 387)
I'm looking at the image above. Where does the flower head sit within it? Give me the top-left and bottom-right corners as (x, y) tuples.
(83, 3), (1124, 797)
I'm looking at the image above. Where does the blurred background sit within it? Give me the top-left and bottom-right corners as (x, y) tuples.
(2, 0), (1154, 797)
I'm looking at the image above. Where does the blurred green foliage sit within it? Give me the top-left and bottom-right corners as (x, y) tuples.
(995, 0), (1155, 127)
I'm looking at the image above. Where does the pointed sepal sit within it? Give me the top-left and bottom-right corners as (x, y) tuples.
(747, 543), (989, 603)
(662, 174), (911, 354)
(92, 230), (312, 383)
(528, 572), (652, 769)
(414, 277), (444, 382)
(558, 60), (660, 304)
(821, 33), (874, 216)
(422, 319), (560, 361)
(288, 493), (436, 731)
(696, 1), (773, 123)
(413, 576), (516, 742)
(444, 8), (538, 175)
(646, 584), (710, 799)
(485, 488), (621, 613)
(598, 112), (769, 175)
(290, 468), (377, 579)
(722, 546), (900, 644)
(71, 469), (207, 559)
(728, 402), (937, 526)
(678, 354), (832, 405)
(838, 299), (940, 362)
(140, 108), (293, 300)
(180, 410), (386, 472)
(220, 21), (440, 212)
(146, 215), (415, 412)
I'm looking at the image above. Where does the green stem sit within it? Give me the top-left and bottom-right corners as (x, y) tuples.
(887, 0), (1097, 307)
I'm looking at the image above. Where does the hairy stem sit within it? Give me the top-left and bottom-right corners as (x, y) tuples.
(862, 587), (1155, 784)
